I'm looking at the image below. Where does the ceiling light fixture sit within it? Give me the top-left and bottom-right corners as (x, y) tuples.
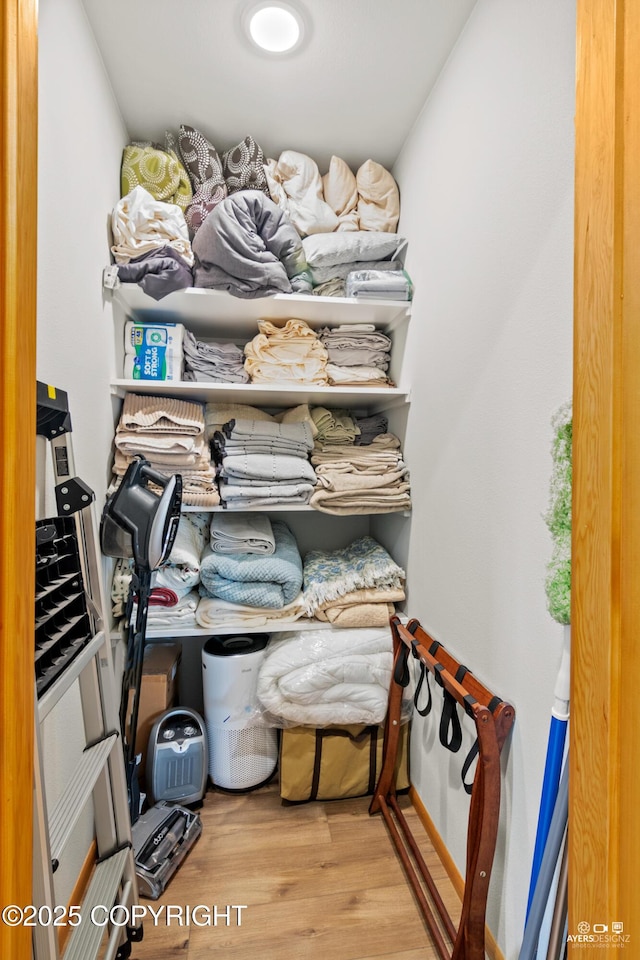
(244, 2), (305, 55)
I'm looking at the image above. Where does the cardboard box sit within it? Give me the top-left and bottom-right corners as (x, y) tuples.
(126, 642), (181, 780)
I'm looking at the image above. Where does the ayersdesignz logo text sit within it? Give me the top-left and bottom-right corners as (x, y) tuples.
(567, 920), (630, 947)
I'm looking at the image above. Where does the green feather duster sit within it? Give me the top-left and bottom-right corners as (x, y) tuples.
(544, 401), (572, 624)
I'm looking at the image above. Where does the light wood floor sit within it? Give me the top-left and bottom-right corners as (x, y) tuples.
(126, 781), (461, 960)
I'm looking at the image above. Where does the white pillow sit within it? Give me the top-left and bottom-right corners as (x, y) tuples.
(302, 231), (406, 268)
(264, 150), (338, 237)
(322, 156), (359, 231)
(356, 159), (400, 232)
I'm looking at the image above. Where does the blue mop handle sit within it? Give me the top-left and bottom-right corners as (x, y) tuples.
(526, 628), (570, 918)
(526, 716), (567, 916)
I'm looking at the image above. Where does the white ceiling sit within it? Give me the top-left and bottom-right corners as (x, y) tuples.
(81, 0), (476, 172)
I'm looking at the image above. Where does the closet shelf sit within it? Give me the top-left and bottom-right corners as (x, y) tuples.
(180, 504), (411, 517)
(111, 618), (334, 641)
(110, 377), (410, 413)
(111, 283), (411, 338)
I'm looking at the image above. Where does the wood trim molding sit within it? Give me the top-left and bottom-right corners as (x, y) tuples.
(572, 0), (640, 935)
(0, 1), (38, 957)
(58, 842), (97, 953)
(409, 787), (505, 960)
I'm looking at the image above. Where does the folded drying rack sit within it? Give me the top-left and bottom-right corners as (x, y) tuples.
(370, 616), (515, 960)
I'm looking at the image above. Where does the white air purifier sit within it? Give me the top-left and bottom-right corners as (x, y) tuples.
(201, 635), (277, 791)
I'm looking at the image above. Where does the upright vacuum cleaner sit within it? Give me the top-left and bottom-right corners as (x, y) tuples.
(101, 456), (182, 821)
(101, 457), (203, 898)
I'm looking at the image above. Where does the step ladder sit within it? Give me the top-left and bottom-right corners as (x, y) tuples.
(32, 381), (142, 960)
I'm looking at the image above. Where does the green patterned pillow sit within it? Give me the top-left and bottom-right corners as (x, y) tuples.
(121, 134), (192, 212)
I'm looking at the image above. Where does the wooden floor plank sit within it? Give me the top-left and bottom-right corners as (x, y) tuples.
(186, 885), (434, 960)
(129, 783), (459, 960)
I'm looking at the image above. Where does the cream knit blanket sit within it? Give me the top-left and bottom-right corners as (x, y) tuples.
(119, 392), (204, 434)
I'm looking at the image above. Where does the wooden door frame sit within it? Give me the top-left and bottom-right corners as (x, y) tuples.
(570, 0), (640, 937)
(2, 0), (637, 954)
(0, 0), (38, 957)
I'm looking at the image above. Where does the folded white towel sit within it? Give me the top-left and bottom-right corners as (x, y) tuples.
(210, 513), (276, 555)
(196, 592), (306, 628)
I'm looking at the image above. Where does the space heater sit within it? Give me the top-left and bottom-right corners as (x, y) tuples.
(147, 707), (208, 806)
(202, 635), (278, 791)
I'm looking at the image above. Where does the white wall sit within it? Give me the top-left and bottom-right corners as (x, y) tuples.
(37, 0), (127, 903)
(391, 0), (575, 955)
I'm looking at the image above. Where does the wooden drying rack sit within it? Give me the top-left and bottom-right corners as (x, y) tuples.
(369, 616), (515, 960)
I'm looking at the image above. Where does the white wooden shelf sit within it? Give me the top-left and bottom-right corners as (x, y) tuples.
(111, 283), (411, 338)
(180, 503), (411, 516)
(111, 618), (332, 641)
(110, 376), (410, 413)
(108, 282), (412, 403)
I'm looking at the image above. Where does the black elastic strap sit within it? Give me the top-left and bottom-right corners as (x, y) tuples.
(393, 645), (411, 688)
(461, 695), (504, 794)
(438, 664), (469, 754)
(439, 690), (462, 753)
(413, 663), (433, 717)
(461, 741), (479, 795)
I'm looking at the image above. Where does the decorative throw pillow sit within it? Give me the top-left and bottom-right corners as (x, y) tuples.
(177, 124), (228, 235)
(121, 138), (192, 213)
(264, 150), (338, 237)
(356, 159), (400, 233)
(322, 156), (359, 231)
(221, 135), (270, 195)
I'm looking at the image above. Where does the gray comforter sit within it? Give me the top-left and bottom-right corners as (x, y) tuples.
(192, 190), (313, 298)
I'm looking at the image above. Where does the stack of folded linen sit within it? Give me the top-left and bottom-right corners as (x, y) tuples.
(310, 406), (360, 444)
(302, 231), (407, 294)
(319, 325), (393, 386)
(112, 557), (201, 630)
(204, 401), (318, 442)
(345, 269), (413, 301)
(199, 519), (303, 611)
(244, 318), (329, 385)
(210, 512), (275, 555)
(196, 593), (306, 630)
(154, 512), (209, 597)
(353, 412), (389, 445)
(204, 401), (275, 442)
(309, 433), (411, 515)
(111, 392), (220, 508)
(144, 591), (199, 630)
(302, 536), (406, 628)
(182, 330), (249, 383)
(111, 507), (206, 632)
(214, 418), (317, 508)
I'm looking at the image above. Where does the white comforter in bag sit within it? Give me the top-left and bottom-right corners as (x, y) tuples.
(256, 627), (393, 727)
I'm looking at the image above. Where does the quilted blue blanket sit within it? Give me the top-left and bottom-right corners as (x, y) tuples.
(199, 519), (303, 608)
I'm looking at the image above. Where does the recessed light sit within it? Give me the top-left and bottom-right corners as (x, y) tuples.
(245, 2), (305, 54)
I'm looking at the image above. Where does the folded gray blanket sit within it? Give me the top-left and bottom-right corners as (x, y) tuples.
(222, 453), (317, 484)
(223, 418), (314, 448)
(199, 519), (303, 608)
(219, 417), (315, 459)
(192, 190), (313, 298)
(182, 330), (249, 383)
(319, 327), (392, 368)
